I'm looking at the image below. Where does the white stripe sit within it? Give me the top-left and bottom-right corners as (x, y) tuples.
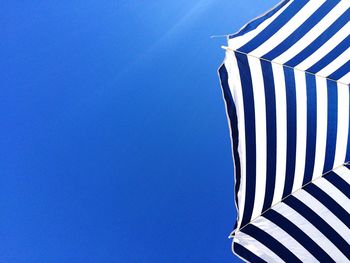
(333, 166), (350, 184)
(317, 46), (350, 78)
(312, 76), (328, 180)
(274, 0), (350, 65)
(275, 202), (349, 261)
(295, 21), (350, 71)
(292, 70), (307, 192)
(333, 83), (349, 167)
(225, 51), (247, 229)
(314, 178), (350, 213)
(338, 71), (350, 84)
(251, 0), (326, 57)
(228, 0), (293, 50)
(248, 56), (267, 220)
(234, 232), (284, 262)
(271, 63), (287, 206)
(294, 189), (350, 242)
(253, 216), (318, 262)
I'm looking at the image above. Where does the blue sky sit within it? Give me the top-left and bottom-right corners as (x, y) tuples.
(1, 1), (279, 262)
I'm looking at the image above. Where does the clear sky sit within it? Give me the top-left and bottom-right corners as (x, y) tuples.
(1, 0), (279, 262)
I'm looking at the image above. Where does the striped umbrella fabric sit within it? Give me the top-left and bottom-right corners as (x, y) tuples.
(233, 164), (350, 262)
(218, 0), (350, 261)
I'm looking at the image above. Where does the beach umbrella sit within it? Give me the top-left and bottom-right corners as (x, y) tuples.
(218, 0), (350, 261)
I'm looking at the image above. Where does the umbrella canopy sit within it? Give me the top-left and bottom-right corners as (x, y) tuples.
(218, 0), (350, 261)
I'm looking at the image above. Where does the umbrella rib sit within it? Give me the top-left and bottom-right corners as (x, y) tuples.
(230, 161), (350, 237)
(221, 46), (349, 86)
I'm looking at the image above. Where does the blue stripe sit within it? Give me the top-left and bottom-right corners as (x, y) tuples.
(282, 67), (297, 198)
(263, 209), (334, 262)
(325, 171), (350, 199)
(303, 183), (350, 228)
(308, 35), (350, 73)
(261, 60), (277, 212)
(219, 64), (242, 221)
(263, 0), (340, 61)
(284, 195), (350, 259)
(328, 60), (350, 80)
(323, 80), (338, 173)
(286, 9), (350, 67)
(229, 0), (291, 39)
(302, 73), (317, 185)
(242, 224), (303, 263)
(234, 243), (267, 263)
(235, 52), (256, 226)
(238, 0), (309, 53)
